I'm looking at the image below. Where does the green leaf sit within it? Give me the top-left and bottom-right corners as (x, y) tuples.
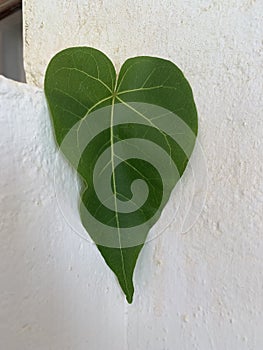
(44, 47), (198, 303)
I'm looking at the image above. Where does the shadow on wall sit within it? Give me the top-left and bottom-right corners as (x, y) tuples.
(0, 9), (25, 82)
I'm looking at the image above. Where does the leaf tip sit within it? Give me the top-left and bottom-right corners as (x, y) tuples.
(126, 293), (133, 304)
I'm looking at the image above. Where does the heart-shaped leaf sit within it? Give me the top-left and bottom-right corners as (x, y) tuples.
(44, 47), (198, 303)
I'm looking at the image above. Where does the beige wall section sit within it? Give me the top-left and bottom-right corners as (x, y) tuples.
(24, 0), (262, 88)
(24, 0), (191, 87)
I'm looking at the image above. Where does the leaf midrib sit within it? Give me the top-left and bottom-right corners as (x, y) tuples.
(110, 78), (130, 299)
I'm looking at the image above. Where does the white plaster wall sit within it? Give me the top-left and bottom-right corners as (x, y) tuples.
(0, 0), (262, 349)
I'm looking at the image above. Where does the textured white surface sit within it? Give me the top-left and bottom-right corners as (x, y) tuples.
(0, 0), (262, 349)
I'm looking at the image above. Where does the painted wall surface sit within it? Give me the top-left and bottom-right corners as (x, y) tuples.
(0, 0), (262, 349)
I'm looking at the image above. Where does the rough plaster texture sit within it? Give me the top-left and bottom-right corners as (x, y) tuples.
(0, 0), (262, 349)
